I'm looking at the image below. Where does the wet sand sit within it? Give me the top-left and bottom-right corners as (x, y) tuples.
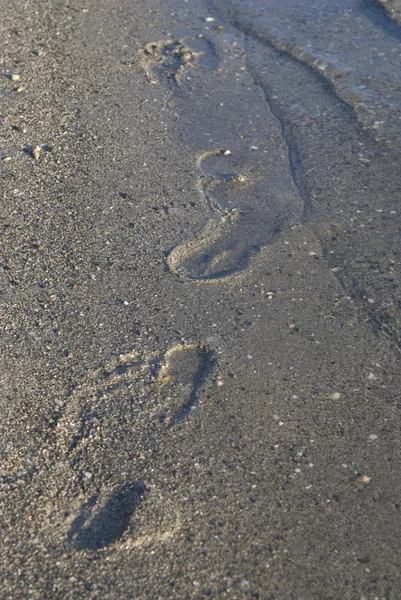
(1, 0), (401, 598)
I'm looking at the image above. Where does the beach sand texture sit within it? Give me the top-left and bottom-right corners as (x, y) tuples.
(1, 0), (401, 598)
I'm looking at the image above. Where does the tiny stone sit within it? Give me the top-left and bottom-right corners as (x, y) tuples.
(3, 156), (12, 163)
(32, 146), (41, 160)
(367, 298), (375, 304)
(368, 434), (378, 441)
(367, 372), (378, 381)
(11, 74), (21, 82)
(250, 145), (259, 151)
(330, 392), (341, 400)
(224, 149), (232, 155)
(205, 17), (215, 22)
(16, 86), (24, 93)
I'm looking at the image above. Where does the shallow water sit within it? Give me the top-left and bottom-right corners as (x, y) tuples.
(214, 0), (401, 145)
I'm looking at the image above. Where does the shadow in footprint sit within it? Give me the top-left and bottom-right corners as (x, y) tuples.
(69, 482), (147, 550)
(158, 343), (215, 423)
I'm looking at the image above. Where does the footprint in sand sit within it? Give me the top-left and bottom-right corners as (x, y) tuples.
(140, 34), (307, 282)
(58, 343), (214, 550)
(167, 147), (304, 281)
(67, 483), (146, 550)
(139, 37), (217, 87)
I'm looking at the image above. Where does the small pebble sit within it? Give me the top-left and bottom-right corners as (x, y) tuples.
(11, 74), (21, 82)
(368, 434), (378, 441)
(16, 86), (24, 93)
(367, 372), (378, 381)
(330, 392), (341, 400)
(250, 145), (259, 151)
(32, 145), (41, 160)
(3, 156), (12, 163)
(224, 149), (232, 156)
(205, 17), (215, 22)
(359, 475), (371, 484)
